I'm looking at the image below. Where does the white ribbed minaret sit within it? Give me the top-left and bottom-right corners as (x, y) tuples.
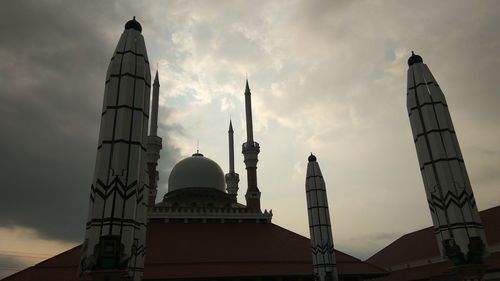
(80, 17), (151, 281)
(305, 154), (338, 281)
(225, 120), (239, 203)
(146, 70), (162, 208)
(407, 52), (488, 274)
(242, 79), (261, 211)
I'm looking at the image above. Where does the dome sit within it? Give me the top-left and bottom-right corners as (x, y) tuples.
(168, 153), (226, 192)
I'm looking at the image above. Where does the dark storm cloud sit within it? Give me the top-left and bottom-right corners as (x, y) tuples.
(0, 1), (181, 242)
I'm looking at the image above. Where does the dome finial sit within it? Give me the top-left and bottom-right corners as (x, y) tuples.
(192, 139), (203, 156)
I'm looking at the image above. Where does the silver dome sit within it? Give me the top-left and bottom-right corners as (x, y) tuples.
(167, 153), (226, 192)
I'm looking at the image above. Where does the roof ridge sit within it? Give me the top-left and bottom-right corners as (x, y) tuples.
(268, 223), (381, 264)
(146, 259), (311, 265)
(270, 223), (310, 241)
(367, 205), (500, 264)
(35, 244), (81, 267)
(366, 225), (437, 262)
(480, 204), (500, 212)
(1, 266), (36, 280)
(334, 248), (362, 261)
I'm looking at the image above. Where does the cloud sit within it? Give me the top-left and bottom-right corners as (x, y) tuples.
(220, 97), (235, 112)
(1, 0), (500, 265)
(339, 232), (404, 260)
(0, 1), (182, 242)
(0, 226), (77, 278)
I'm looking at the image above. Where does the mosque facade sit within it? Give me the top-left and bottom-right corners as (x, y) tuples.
(1, 18), (386, 281)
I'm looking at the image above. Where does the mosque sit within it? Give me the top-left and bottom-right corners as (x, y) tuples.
(1, 18), (386, 281)
(2, 17), (499, 281)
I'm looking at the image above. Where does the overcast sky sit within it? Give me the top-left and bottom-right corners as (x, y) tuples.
(1, 0), (499, 278)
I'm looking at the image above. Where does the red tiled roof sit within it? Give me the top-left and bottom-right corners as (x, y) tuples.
(369, 259), (455, 281)
(1, 245), (88, 281)
(368, 251), (500, 281)
(367, 205), (500, 268)
(367, 225), (439, 268)
(2, 223), (386, 280)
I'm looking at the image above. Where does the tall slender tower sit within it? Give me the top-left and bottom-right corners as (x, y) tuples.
(242, 79), (261, 211)
(406, 52), (488, 273)
(146, 70), (163, 208)
(305, 154), (338, 281)
(225, 120), (239, 203)
(80, 17), (151, 281)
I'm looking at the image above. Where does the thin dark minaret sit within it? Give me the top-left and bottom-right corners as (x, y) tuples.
(80, 17), (151, 281)
(407, 52), (487, 279)
(242, 79), (261, 211)
(146, 70), (163, 208)
(305, 154), (338, 281)
(225, 120), (239, 203)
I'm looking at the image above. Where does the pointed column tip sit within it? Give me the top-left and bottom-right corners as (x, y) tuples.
(408, 51), (423, 66)
(125, 16), (142, 33)
(229, 119), (233, 132)
(154, 69), (159, 86)
(308, 153), (317, 162)
(245, 79), (251, 94)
